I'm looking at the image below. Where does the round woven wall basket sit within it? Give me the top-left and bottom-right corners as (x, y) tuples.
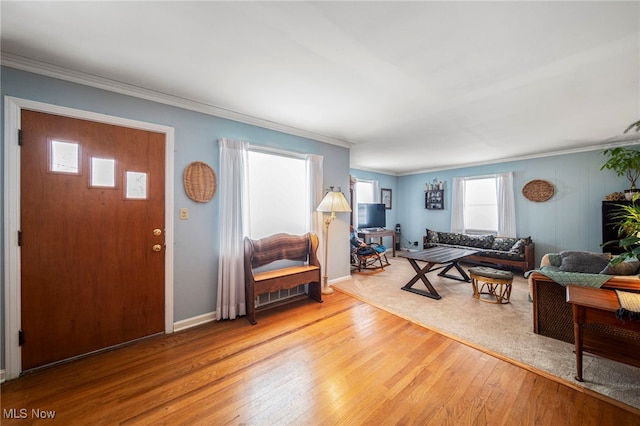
(522, 179), (554, 202)
(184, 161), (216, 203)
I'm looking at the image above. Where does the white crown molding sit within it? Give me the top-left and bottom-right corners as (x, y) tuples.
(393, 137), (640, 176)
(4, 53), (637, 177)
(351, 136), (640, 177)
(0, 52), (352, 150)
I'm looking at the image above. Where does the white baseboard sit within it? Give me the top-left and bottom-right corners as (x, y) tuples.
(173, 311), (216, 332)
(1, 369), (6, 383)
(172, 282), (346, 331)
(330, 275), (352, 284)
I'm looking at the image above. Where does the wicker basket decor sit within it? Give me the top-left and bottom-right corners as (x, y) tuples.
(522, 179), (554, 202)
(184, 161), (216, 203)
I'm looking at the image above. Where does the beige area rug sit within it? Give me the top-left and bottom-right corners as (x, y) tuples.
(333, 259), (640, 410)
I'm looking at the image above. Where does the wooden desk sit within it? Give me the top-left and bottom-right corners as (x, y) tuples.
(358, 229), (396, 257)
(566, 285), (640, 382)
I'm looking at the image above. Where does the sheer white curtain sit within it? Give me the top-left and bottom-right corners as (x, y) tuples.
(372, 180), (380, 202)
(216, 138), (249, 321)
(353, 178), (380, 229)
(450, 177), (465, 233)
(351, 177), (359, 229)
(306, 154), (324, 239)
(497, 172), (516, 237)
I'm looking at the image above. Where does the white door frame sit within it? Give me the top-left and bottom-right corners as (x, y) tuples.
(3, 96), (175, 380)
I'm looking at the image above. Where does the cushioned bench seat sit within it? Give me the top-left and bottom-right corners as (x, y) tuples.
(244, 232), (322, 325)
(252, 265), (321, 294)
(424, 229), (535, 272)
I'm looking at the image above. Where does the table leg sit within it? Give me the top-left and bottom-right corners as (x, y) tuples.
(438, 261), (471, 282)
(573, 305), (585, 382)
(401, 259), (441, 300)
(392, 234), (396, 257)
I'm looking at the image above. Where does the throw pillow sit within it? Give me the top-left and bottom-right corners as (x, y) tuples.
(510, 239), (524, 253)
(492, 237), (517, 251)
(559, 251), (610, 274)
(467, 234), (495, 249)
(437, 232), (458, 245)
(425, 229), (439, 243)
(600, 260), (640, 275)
(547, 253), (562, 267)
(509, 236), (533, 252)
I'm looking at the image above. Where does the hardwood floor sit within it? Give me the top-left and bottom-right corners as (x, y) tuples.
(2, 291), (639, 425)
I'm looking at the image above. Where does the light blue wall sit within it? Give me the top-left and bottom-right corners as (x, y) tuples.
(1, 67), (351, 370)
(392, 150), (639, 265)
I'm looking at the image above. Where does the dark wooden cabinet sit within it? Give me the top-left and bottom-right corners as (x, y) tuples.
(602, 200), (633, 254)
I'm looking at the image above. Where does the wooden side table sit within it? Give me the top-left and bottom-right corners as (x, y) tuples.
(358, 229), (396, 257)
(566, 285), (640, 382)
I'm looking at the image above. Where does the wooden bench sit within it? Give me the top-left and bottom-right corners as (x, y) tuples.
(244, 232), (322, 325)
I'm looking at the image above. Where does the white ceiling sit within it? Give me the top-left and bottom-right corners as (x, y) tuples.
(2, 1), (639, 175)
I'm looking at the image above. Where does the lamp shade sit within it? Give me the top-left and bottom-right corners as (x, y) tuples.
(317, 190), (352, 213)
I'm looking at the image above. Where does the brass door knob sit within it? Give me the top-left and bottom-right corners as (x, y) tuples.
(152, 244), (162, 252)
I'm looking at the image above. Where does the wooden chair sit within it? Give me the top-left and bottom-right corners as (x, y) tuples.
(350, 228), (389, 272)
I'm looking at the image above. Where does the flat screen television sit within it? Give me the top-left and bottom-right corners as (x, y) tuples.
(357, 203), (386, 230)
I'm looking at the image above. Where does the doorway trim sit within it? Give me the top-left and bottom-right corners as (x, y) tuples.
(4, 96), (175, 380)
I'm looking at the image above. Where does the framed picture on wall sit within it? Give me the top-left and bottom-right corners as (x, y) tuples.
(381, 188), (392, 209)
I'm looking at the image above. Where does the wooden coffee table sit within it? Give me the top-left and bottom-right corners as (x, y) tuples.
(398, 247), (479, 299)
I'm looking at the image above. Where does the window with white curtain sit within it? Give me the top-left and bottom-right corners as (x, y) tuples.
(247, 150), (306, 239)
(464, 177), (498, 234)
(451, 172), (515, 237)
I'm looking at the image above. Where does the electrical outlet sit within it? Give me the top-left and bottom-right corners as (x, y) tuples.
(179, 208), (189, 220)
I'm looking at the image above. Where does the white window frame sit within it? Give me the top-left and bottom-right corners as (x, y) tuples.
(463, 176), (498, 235)
(452, 172), (516, 237)
(247, 147), (307, 239)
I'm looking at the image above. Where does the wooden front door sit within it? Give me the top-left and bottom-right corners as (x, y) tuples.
(20, 110), (166, 370)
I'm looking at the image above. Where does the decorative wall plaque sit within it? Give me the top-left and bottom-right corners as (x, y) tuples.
(522, 179), (554, 202)
(183, 161), (217, 203)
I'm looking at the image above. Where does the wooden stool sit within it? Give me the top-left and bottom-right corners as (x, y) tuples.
(469, 266), (514, 304)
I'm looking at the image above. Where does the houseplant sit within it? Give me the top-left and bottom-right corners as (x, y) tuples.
(607, 198), (640, 264)
(600, 120), (640, 199)
(602, 120), (640, 262)
(624, 119), (640, 134)
(600, 146), (640, 200)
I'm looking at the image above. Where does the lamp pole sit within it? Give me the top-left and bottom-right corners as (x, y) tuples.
(322, 213), (335, 295)
(316, 188), (351, 295)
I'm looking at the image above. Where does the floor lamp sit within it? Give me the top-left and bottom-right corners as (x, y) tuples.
(316, 188), (352, 295)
